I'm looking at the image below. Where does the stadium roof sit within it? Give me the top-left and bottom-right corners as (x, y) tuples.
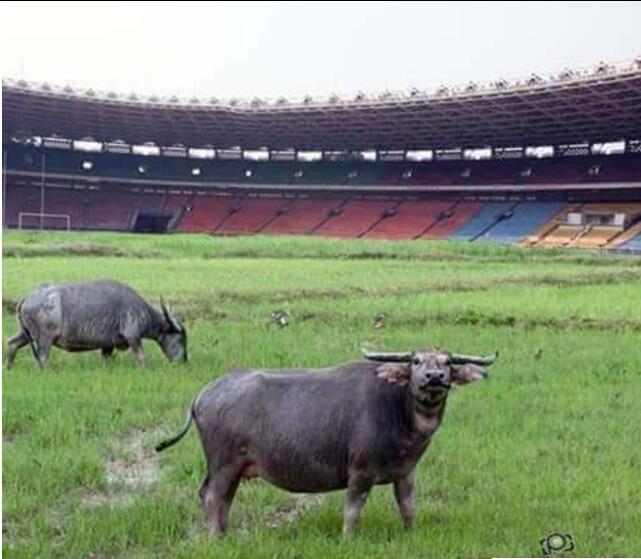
(3, 60), (641, 151)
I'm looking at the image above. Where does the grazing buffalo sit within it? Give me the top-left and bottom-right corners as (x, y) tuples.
(156, 347), (497, 536)
(6, 280), (187, 369)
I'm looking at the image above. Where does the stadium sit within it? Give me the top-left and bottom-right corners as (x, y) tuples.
(3, 3), (641, 558)
(3, 58), (641, 250)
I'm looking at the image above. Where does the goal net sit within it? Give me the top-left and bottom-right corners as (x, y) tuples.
(18, 212), (71, 231)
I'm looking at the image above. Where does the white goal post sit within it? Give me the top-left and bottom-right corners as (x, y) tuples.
(18, 212), (71, 231)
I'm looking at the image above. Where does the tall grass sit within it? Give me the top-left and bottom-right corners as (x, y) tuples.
(3, 231), (641, 558)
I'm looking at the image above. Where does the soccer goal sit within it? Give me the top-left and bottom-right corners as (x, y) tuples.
(18, 212), (71, 231)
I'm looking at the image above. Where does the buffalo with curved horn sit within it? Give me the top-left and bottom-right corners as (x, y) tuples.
(362, 348), (499, 367)
(6, 280), (187, 369)
(156, 345), (497, 536)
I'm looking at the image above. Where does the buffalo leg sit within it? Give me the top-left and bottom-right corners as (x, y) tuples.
(127, 339), (146, 368)
(101, 347), (115, 363)
(393, 472), (416, 529)
(35, 337), (52, 370)
(343, 474), (373, 535)
(6, 330), (30, 370)
(201, 465), (241, 537)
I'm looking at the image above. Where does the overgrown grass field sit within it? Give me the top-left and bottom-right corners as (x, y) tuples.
(3, 231), (641, 558)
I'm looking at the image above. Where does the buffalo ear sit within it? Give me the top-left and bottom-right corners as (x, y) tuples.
(376, 363), (410, 385)
(451, 363), (488, 385)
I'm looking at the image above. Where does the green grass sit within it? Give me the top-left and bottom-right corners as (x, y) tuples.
(3, 230), (641, 558)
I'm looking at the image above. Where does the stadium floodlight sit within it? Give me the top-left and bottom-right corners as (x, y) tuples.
(74, 139), (102, 153)
(81, 160), (94, 171)
(191, 167), (202, 176)
(406, 150), (433, 162)
(138, 165), (147, 174)
(595, 61), (613, 74)
(245, 169), (253, 178)
(558, 69), (575, 81)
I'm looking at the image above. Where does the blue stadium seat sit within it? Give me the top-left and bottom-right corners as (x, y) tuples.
(480, 202), (566, 244)
(449, 202), (514, 240)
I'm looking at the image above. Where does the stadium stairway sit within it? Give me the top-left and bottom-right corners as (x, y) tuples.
(479, 201), (567, 244)
(314, 200), (396, 237)
(449, 202), (516, 241)
(178, 195), (241, 233)
(609, 221), (641, 248)
(262, 198), (341, 235)
(363, 200), (454, 240)
(618, 232), (641, 252)
(522, 204), (580, 246)
(420, 201), (482, 239)
(216, 197), (290, 234)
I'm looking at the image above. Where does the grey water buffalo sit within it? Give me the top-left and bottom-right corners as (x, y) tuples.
(156, 347), (497, 536)
(6, 280), (187, 370)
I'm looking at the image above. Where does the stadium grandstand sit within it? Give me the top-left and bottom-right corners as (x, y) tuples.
(3, 59), (641, 251)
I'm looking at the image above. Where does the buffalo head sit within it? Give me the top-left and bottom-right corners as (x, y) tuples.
(362, 347), (497, 404)
(158, 299), (188, 362)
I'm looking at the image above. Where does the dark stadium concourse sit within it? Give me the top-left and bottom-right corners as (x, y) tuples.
(2, 60), (641, 251)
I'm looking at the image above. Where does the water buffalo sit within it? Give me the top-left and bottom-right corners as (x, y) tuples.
(156, 347), (497, 536)
(6, 280), (187, 370)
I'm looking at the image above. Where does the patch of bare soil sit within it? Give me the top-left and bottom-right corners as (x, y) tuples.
(264, 494), (325, 528)
(82, 428), (161, 508)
